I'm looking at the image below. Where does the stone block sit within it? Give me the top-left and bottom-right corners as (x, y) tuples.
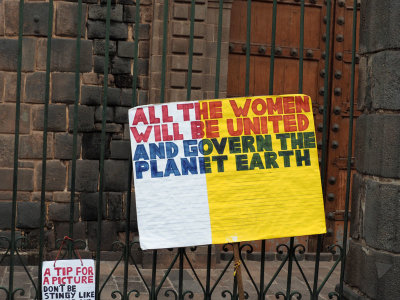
(172, 21), (205, 38)
(0, 72), (4, 102)
(0, 192), (12, 200)
(0, 103), (30, 134)
(138, 76), (148, 90)
(68, 160), (99, 192)
(16, 202), (41, 229)
(54, 222), (86, 241)
(356, 114), (400, 178)
(53, 192), (76, 203)
(38, 39), (92, 72)
(119, 89), (133, 106)
(138, 91), (149, 105)
(18, 162), (34, 169)
(114, 74), (133, 88)
(110, 140), (130, 159)
(136, 58), (149, 75)
(0, 135), (15, 168)
(94, 39), (116, 56)
(0, 202), (12, 229)
(32, 104), (66, 132)
(87, 20), (128, 40)
(52, 73), (76, 104)
(95, 106), (114, 122)
(132, 24), (150, 40)
(138, 41), (149, 58)
(173, 4), (189, 20)
(56, 2), (86, 37)
(68, 105), (95, 132)
(169, 72), (185, 88)
(350, 173), (364, 240)
(359, 51), (400, 111)
(104, 160), (129, 191)
(0, 168), (33, 191)
(81, 85), (102, 106)
(0, 38), (36, 72)
(19, 134), (52, 159)
(194, 4), (206, 21)
(117, 41), (135, 58)
(111, 57), (131, 74)
(94, 123), (122, 133)
(54, 133), (82, 160)
(171, 38), (188, 54)
(3, 72), (26, 103)
(108, 192), (123, 220)
(123, 6), (136, 23)
(107, 87), (121, 106)
(82, 132), (111, 160)
(0, 3), (4, 36)
(4, 1), (18, 35)
(25, 72), (46, 104)
(31, 192), (52, 203)
(6, 2), (49, 36)
(87, 221), (118, 251)
(88, 4), (123, 22)
(364, 178), (400, 253)
(94, 55), (108, 74)
(170, 55), (202, 72)
(168, 89), (186, 102)
(359, 0), (400, 54)
(114, 106), (129, 124)
(345, 240), (400, 300)
(35, 161), (67, 192)
(80, 192), (106, 221)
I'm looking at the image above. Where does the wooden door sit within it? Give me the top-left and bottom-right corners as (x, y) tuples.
(227, 0), (360, 252)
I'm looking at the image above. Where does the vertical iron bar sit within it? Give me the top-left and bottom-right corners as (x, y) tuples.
(244, 0), (251, 96)
(160, 0), (169, 104)
(150, 250), (157, 300)
(285, 4), (305, 297)
(205, 245), (212, 300)
(233, 269), (238, 300)
(259, 240), (265, 300)
(268, 0), (277, 94)
(179, 248), (184, 300)
(339, 0), (358, 298)
(132, 0), (141, 107)
(9, 0), (24, 298)
(298, 0), (305, 93)
(38, 0), (54, 298)
(261, 2), (277, 298)
(95, 0), (112, 297)
(69, 0), (83, 257)
(124, 2), (142, 297)
(186, 0), (196, 101)
(313, 0), (332, 299)
(123, 163), (133, 300)
(214, 0), (224, 98)
(286, 238), (295, 299)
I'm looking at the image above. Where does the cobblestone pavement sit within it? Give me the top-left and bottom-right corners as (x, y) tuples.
(0, 260), (340, 299)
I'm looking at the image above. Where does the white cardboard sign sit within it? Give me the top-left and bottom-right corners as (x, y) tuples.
(42, 259), (95, 300)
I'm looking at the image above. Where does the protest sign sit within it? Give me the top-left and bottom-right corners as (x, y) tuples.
(42, 259), (95, 300)
(129, 95), (326, 250)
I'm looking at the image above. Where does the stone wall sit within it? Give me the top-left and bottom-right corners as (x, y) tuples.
(149, 0), (231, 103)
(0, 0), (153, 258)
(343, 0), (400, 299)
(0, 0), (231, 259)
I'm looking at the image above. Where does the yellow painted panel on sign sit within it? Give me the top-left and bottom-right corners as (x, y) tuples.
(201, 95), (326, 244)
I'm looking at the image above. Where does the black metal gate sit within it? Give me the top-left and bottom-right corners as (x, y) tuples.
(0, 0), (358, 299)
